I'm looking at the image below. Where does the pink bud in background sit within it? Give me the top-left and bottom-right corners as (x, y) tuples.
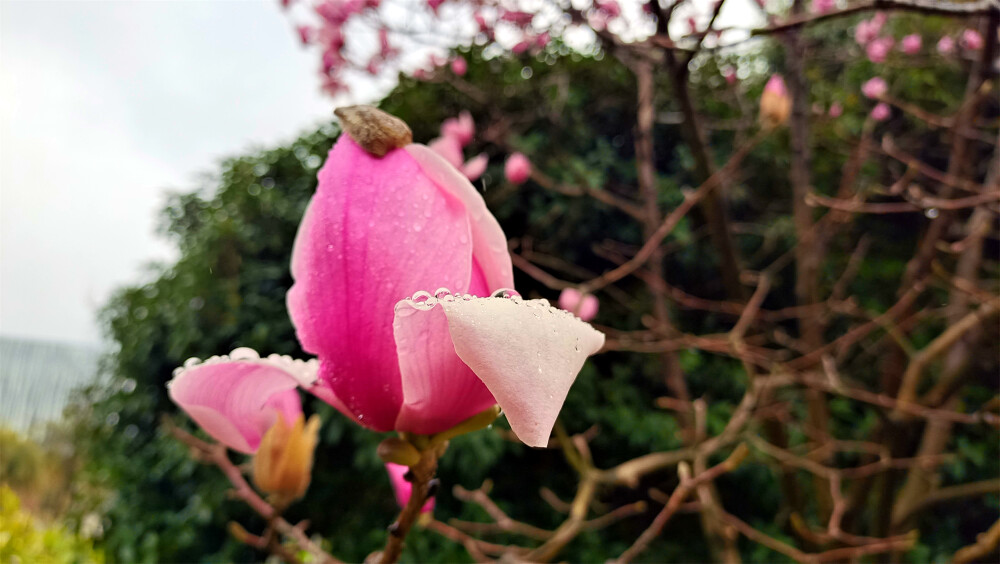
(558, 288), (599, 322)
(828, 102), (843, 118)
(441, 112), (475, 147)
(862, 76), (887, 99)
(811, 0), (834, 14)
(386, 463), (435, 513)
(535, 32), (550, 48)
(297, 25), (313, 45)
(901, 34), (921, 54)
(511, 40), (531, 54)
(759, 74), (791, 127)
(461, 153), (488, 181)
(450, 56), (467, 76)
(854, 20), (877, 45)
(504, 152), (532, 184)
(870, 102), (890, 121)
(723, 67), (737, 85)
(168, 349), (309, 454)
(866, 36), (894, 63)
(474, 12), (489, 32)
(937, 36), (955, 55)
(961, 29), (983, 50)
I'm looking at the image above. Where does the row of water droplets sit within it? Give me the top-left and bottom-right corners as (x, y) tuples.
(169, 347), (319, 388)
(396, 287), (529, 311)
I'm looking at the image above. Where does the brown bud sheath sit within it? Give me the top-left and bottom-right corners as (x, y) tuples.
(334, 105), (413, 157)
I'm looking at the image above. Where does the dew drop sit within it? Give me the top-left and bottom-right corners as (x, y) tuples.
(490, 288), (521, 299)
(434, 288), (452, 299)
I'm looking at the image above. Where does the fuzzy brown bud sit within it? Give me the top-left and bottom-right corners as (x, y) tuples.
(334, 105), (413, 157)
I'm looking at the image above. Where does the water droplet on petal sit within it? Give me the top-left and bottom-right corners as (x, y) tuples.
(490, 288), (521, 299)
(434, 288), (452, 299)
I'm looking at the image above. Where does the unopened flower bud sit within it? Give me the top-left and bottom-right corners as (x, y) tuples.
(334, 105), (413, 157)
(759, 74), (790, 128)
(253, 414), (320, 504)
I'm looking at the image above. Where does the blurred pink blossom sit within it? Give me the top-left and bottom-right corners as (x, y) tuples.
(828, 102), (843, 118)
(504, 152), (532, 184)
(441, 112), (475, 147)
(596, 0), (621, 18)
(901, 34), (922, 54)
(961, 29), (983, 50)
(501, 10), (534, 26)
(558, 288), (599, 322)
(862, 76), (887, 99)
(451, 56), (467, 76)
(427, 0), (445, 14)
(511, 40), (531, 54)
(461, 153), (488, 181)
(866, 36), (894, 63)
(297, 25), (313, 45)
(724, 67), (737, 85)
(870, 102), (890, 121)
(937, 36), (955, 55)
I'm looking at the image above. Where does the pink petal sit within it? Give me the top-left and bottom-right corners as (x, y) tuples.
(441, 112), (475, 147)
(436, 296), (605, 447)
(386, 463), (435, 512)
(428, 135), (464, 168)
(168, 348), (306, 453)
(288, 136), (478, 431)
(461, 153), (488, 181)
(405, 144), (514, 292)
(392, 297), (496, 434)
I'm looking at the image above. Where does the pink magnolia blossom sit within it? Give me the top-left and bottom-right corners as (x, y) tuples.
(504, 152), (532, 184)
(288, 134), (603, 446)
(961, 29), (983, 50)
(828, 102), (843, 118)
(937, 36), (955, 55)
(901, 34), (922, 54)
(386, 463), (434, 513)
(870, 102), (890, 121)
(450, 56), (467, 76)
(461, 153), (489, 181)
(811, 0), (834, 14)
(854, 12), (886, 46)
(441, 112), (475, 147)
(429, 135), (464, 168)
(170, 115), (605, 449)
(862, 76), (887, 99)
(168, 349), (313, 453)
(558, 288), (599, 322)
(866, 36), (894, 63)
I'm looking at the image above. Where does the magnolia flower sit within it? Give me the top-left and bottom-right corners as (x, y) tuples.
(961, 29), (983, 51)
(862, 76), (887, 99)
(431, 112), (484, 181)
(504, 153), (532, 184)
(168, 349), (310, 453)
(901, 34), (922, 54)
(759, 74), (791, 128)
(937, 36), (955, 55)
(386, 463), (434, 513)
(870, 102), (890, 121)
(169, 107), (603, 450)
(558, 288), (599, 322)
(441, 112), (474, 146)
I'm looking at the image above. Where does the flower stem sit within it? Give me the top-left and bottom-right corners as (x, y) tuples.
(378, 443), (444, 564)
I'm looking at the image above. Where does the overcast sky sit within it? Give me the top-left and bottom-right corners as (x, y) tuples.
(1, 0), (338, 346)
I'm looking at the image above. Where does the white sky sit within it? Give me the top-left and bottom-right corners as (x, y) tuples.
(1, 0), (336, 346)
(0, 0), (759, 347)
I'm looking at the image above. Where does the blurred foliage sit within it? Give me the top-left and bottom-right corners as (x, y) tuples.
(67, 11), (999, 564)
(0, 486), (104, 564)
